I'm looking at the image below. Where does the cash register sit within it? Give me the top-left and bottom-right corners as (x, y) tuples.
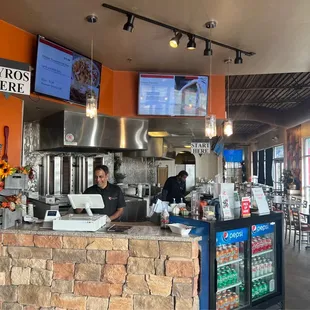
(51, 194), (107, 232)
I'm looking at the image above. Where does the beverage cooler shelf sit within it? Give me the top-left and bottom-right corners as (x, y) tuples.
(252, 249), (273, 258)
(218, 258), (243, 268)
(252, 272), (274, 281)
(217, 281), (242, 293)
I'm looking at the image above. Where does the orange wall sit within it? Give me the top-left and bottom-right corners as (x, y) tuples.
(0, 94), (23, 166)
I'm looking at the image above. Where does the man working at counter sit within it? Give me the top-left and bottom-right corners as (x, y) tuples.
(162, 170), (188, 203)
(76, 165), (125, 222)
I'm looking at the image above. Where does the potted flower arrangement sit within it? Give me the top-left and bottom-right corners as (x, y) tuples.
(0, 160), (31, 228)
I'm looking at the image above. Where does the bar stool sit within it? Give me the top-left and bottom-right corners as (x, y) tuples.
(284, 205), (293, 243)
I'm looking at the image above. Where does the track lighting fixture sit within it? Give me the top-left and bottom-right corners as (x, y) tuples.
(123, 14), (135, 32)
(204, 40), (212, 56)
(234, 50), (243, 64)
(102, 3), (256, 58)
(187, 35), (196, 50)
(169, 32), (182, 48)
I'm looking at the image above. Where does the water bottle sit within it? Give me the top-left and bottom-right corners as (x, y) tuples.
(160, 204), (169, 229)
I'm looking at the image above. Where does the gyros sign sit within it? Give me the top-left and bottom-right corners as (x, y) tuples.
(0, 64), (31, 95)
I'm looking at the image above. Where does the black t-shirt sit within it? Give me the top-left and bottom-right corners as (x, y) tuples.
(163, 176), (186, 203)
(83, 182), (126, 217)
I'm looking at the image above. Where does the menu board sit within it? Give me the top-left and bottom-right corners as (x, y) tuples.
(138, 74), (208, 116)
(34, 37), (101, 106)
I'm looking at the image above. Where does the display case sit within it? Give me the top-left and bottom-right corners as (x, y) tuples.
(170, 212), (284, 310)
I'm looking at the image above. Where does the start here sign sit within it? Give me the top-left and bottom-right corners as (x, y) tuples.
(191, 142), (211, 155)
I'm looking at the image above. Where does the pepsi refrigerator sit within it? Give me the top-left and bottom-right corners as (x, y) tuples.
(170, 212), (284, 310)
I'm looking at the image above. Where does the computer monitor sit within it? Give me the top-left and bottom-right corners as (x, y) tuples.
(68, 194), (105, 217)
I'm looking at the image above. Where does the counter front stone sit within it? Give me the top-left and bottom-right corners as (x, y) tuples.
(0, 225), (201, 310)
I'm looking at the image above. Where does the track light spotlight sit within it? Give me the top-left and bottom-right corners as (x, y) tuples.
(204, 40), (212, 56)
(169, 32), (182, 48)
(234, 50), (243, 64)
(187, 35), (196, 50)
(123, 14), (135, 32)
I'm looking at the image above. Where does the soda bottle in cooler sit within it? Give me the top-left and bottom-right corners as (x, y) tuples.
(221, 271), (228, 288)
(251, 238), (256, 254)
(233, 245), (239, 260)
(232, 292), (239, 309)
(223, 294), (230, 310)
(217, 271), (222, 289)
(227, 292), (234, 310)
(263, 258), (269, 275)
(267, 237), (272, 250)
(257, 280), (264, 297)
(222, 245), (227, 263)
(252, 261), (257, 279)
(263, 281), (268, 295)
(261, 237), (266, 251)
(252, 283), (257, 299)
(225, 268), (232, 285)
(240, 241), (244, 255)
(239, 261), (244, 278)
(216, 246), (221, 262)
(267, 259), (273, 273)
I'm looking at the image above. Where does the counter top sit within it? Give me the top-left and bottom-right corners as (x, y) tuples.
(2, 222), (201, 242)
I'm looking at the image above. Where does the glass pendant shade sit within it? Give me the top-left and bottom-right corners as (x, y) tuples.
(223, 119), (233, 137)
(205, 114), (217, 139)
(86, 95), (98, 119)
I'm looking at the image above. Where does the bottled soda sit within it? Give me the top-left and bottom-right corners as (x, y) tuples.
(258, 280), (264, 297)
(252, 262), (257, 279)
(232, 269), (238, 284)
(217, 272), (222, 289)
(252, 283), (257, 299)
(226, 269), (232, 285)
(263, 281), (268, 295)
(232, 292), (239, 308)
(221, 271), (228, 288)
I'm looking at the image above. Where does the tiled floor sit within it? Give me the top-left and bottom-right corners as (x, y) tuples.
(285, 238), (310, 309)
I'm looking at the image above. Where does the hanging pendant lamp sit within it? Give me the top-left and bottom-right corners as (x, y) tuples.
(205, 25), (217, 139)
(86, 15), (98, 119)
(223, 58), (233, 136)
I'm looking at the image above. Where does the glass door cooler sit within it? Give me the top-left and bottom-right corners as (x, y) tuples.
(250, 221), (282, 308)
(215, 228), (250, 310)
(170, 212), (284, 310)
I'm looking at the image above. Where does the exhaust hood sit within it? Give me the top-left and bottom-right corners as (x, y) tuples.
(38, 111), (148, 152)
(124, 137), (175, 159)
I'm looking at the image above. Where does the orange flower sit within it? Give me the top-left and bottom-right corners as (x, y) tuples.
(0, 160), (8, 170)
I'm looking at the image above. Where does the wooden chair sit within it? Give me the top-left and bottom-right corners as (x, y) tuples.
(284, 205), (293, 243)
(291, 209), (310, 250)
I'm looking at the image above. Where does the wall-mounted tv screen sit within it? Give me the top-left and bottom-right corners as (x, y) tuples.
(224, 149), (243, 163)
(138, 74), (208, 116)
(34, 36), (102, 106)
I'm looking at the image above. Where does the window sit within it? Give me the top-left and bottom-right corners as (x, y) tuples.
(252, 144), (284, 190)
(273, 145), (284, 191)
(303, 138), (310, 200)
(224, 162), (242, 183)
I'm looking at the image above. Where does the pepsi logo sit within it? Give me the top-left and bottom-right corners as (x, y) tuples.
(252, 225), (257, 232)
(223, 231), (229, 241)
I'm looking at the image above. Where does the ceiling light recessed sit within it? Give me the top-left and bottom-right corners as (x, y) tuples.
(148, 131), (170, 137)
(86, 14), (98, 24)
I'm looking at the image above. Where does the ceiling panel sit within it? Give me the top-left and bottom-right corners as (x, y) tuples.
(2, 0), (310, 75)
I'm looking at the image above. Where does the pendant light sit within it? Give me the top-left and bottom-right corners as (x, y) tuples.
(205, 22), (217, 139)
(223, 58), (233, 137)
(86, 15), (98, 119)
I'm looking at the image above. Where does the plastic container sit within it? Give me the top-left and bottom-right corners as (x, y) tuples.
(167, 223), (192, 236)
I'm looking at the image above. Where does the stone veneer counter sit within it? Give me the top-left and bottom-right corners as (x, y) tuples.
(0, 224), (201, 310)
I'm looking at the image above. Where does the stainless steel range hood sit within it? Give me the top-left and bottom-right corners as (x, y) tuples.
(124, 137), (175, 159)
(39, 111), (148, 152)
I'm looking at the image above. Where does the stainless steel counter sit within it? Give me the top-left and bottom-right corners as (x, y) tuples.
(3, 222), (201, 242)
